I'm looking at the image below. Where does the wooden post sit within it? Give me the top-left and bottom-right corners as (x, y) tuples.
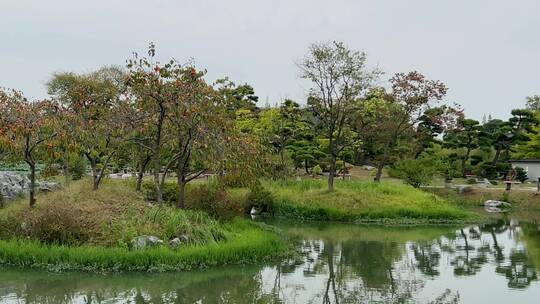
(505, 182), (511, 191)
(537, 177), (540, 193)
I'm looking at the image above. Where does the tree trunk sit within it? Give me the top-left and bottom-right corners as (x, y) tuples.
(28, 161), (36, 208)
(304, 160), (310, 174)
(153, 161), (163, 203)
(492, 147), (502, 166)
(355, 145), (366, 166)
(88, 158), (99, 191)
(62, 147), (70, 186)
(177, 180), (186, 209)
(177, 165), (186, 209)
(374, 156), (386, 182)
(136, 154), (150, 191)
(328, 154), (336, 192)
(152, 105), (166, 204)
(24, 135), (37, 208)
(374, 140), (392, 182)
(462, 147), (472, 177)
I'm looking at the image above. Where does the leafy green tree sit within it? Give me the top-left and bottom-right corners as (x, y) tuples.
(298, 41), (380, 191)
(479, 118), (512, 166)
(373, 72), (447, 181)
(215, 78), (259, 113)
(413, 105), (462, 158)
(127, 45), (230, 207)
(126, 44), (180, 203)
(47, 66), (127, 190)
(351, 88), (388, 165)
(286, 129), (326, 174)
(493, 109), (538, 163)
(525, 95), (540, 111)
(444, 118), (480, 177)
(273, 100), (302, 165)
(168, 66), (226, 208)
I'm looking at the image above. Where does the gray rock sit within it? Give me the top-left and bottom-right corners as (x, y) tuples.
(361, 165), (376, 171)
(485, 206), (505, 213)
(484, 200), (511, 208)
(0, 172), (29, 200)
(131, 235), (164, 250)
(37, 181), (60, 192)
(169, 235), (189, 249)
(0, 172), (61, 201)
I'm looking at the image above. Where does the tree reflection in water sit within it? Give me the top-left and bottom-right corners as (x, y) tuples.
(1, 220), (540, 303)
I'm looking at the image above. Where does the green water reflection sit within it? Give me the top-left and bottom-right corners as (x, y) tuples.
(1, 219), (540, 303)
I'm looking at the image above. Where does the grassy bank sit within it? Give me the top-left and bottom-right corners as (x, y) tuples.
(0, 221), (285, 272)
(0, 180), (287, 272)
(263, 179), (473, 222)
(427, 187), (540, 211)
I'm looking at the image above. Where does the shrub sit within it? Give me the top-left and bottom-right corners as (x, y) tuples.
(515, 167), (528, 183)
(69, 154), (87, 180)
(141, 181), (179, 203)
(23, 202), (94, 245)
(478, 163), (496, 179)
(466, 178), (477, 185)
(489, 180), (498, 185)
(186, 184), (245, 219)
(219, 171), (257, 188)
(246, 184), (275, 214)
(312, 164), (323, 175)
(41, 163), (61, 178)
(392, 157), (437, 188)
(501, 191), (510, 203)
(478, 162), (511, 180)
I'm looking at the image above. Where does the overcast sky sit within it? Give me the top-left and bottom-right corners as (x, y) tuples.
(1, 0), (539, 119)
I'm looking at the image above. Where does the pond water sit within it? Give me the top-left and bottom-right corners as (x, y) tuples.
(2, 218), (540, 303)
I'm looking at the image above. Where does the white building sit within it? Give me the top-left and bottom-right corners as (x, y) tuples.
(509, 159), (540, 181)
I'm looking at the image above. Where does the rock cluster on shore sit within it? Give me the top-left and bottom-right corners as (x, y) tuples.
(0, 172), (61, 201)
(0, 172), (29, 200)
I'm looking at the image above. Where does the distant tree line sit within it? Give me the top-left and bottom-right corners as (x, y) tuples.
(1, 41), (539, 206)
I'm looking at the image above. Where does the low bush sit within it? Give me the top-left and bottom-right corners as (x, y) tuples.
(40, 163), (61, 178)
(141, 181), (179, 203)
(186, 184), (245, 219)
(69, 154), (87, 180)
(515, 167), (528, 183)
(312, 165), (323, 175)
(246, 183), (275, 214)
(391, 157), (437, 188)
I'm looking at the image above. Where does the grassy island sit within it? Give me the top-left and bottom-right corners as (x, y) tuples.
(264, 179), (473, 223)
(0, 180), (286, 272)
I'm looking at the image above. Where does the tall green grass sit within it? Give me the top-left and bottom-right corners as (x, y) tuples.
(0, 219), (287, 272)
(264, 179), (472, 222)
